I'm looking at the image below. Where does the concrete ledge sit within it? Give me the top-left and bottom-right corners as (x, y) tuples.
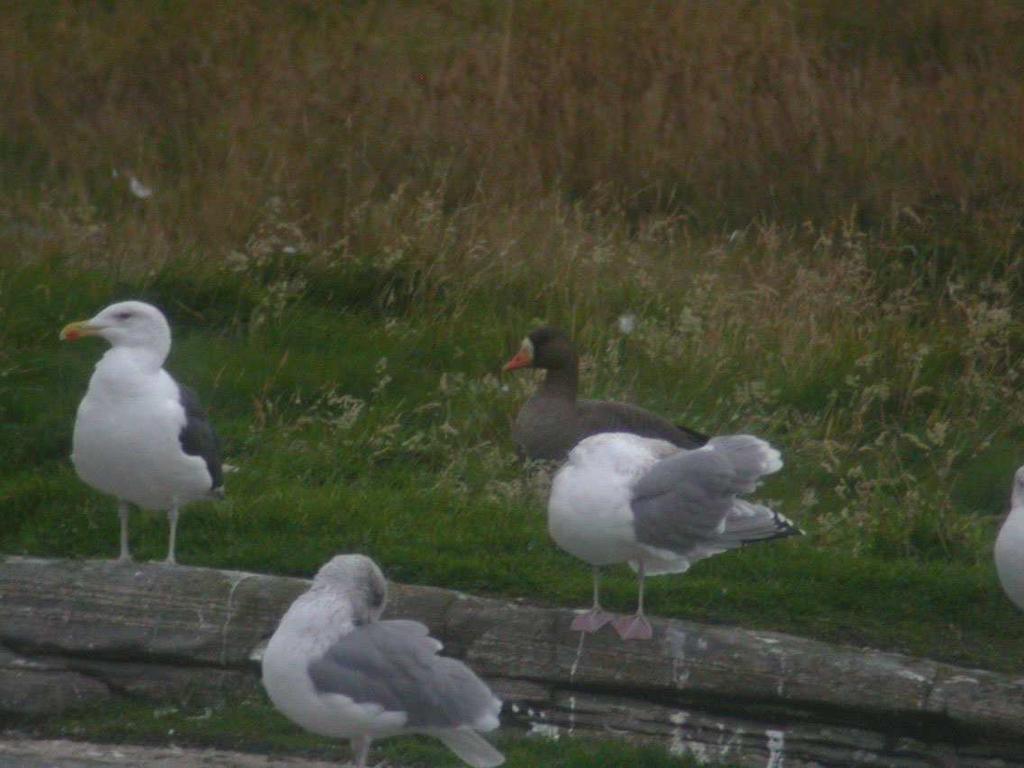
(2, 556), (1023, 767)
(0, 738), (350, 768)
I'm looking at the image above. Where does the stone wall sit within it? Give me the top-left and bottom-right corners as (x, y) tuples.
(2, 556), (1023, 767)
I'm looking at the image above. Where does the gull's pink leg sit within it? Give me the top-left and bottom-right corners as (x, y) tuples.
(116, 500), (133, 563)
(613, 561), (653, 641)
(165, 505), (179, 565)
(351, 735), (371, 768)
(571, 567), (613, 633)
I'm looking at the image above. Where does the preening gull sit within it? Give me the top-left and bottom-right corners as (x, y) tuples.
(262, 555), (504, 768)
(548, 432), (802, 640)
(60, 300), (223, 564)
(994, 465), (1024, 611)
(503, 326), (707, 461)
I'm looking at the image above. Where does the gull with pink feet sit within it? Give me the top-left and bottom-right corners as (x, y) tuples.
(548, 432), (802, 641)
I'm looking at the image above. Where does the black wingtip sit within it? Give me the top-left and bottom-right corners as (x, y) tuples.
(735, 510), (804, 547)
(773, 511), (804, 538)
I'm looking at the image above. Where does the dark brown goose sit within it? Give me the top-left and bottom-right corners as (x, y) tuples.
(502, 327), (708, 461)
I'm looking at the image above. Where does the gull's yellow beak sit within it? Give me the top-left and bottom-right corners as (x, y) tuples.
(59, 320), (101, 341)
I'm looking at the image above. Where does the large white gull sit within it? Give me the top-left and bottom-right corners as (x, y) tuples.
(60, 300), (223, 564)
(548, 432), (802, 640)
(262, 554), (504, 768)
(995, 465), (1024, 611)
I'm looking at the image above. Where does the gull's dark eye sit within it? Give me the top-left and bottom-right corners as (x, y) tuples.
(115, 311), (134, 320)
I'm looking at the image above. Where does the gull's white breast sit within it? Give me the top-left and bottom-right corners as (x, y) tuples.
(995, 508), (1024, 611)
(71, 357), (211, 510)
(548, 433), (674, 566)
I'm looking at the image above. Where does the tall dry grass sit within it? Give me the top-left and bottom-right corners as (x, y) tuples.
(2, 0), (1023, 270)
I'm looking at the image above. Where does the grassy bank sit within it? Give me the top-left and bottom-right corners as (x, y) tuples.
(2, 255), (1023, 672)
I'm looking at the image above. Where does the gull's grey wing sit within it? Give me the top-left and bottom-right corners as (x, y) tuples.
(308, 620), (500, 730)
(177, 383), (224, 491)
(631, 448), (738, 554)
(631, 436), (794, 556)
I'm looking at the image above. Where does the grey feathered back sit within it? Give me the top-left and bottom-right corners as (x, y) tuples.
(576, 399), (708, 449)
(308, 619), (501, 730)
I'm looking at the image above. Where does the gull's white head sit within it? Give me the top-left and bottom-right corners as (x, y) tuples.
(313, 554), (388, 623)
(1013, 465), (1024, 509)
(60, 301), (172, 360)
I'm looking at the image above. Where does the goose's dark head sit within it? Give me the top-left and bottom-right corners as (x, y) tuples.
(503, 327), (576, 372)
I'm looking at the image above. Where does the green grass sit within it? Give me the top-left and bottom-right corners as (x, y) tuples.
(2, 256), (1024, 675)
(2, 697), (714, 768)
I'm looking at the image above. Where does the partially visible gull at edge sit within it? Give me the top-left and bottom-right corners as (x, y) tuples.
(995, 465), (1024, 611)
(262, 554), (504, 768)
(61, 300), (223, 564)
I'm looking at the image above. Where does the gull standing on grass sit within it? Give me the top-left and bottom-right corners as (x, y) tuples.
(548, 432), (801, 640)
(262, 555), (504, 768)
(61, 300), (223, 564)
(994, 465), (1024, 611)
